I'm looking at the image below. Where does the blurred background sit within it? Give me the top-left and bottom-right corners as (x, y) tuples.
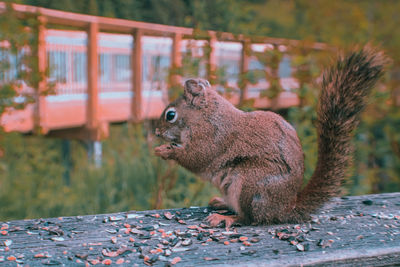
(0, 0), (399, 221)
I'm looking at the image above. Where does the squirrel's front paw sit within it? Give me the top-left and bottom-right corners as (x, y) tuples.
(208, 197), (230, 210)
(154, 144), (174, 160)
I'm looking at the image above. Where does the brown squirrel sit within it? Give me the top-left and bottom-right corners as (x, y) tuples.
(154, 47), (386, 227)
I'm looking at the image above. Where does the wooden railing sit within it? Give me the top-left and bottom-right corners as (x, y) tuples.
(0, 193), (399, 265)
(0, 2), (330, 141)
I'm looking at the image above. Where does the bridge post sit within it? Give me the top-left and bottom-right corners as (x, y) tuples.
(131, 29), (143, 123)
(269, 44), (281, 111)
(85, 22), (103, 167)
(34, 15), (48, 134)
(61, 139), (71, 185)
(86, 22), (99, 133)
(239, 38), (250, 106)
(207, 32), (217, 85)
(87, 140), (102, 168)
(169, 33), (182, 100)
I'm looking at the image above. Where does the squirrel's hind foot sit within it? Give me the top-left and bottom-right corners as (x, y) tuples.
(206, 214), (238, 228)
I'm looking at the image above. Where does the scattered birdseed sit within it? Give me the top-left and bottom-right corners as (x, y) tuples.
(102, 249), (119, 257)
(42, 259), (62, 265)
(171, 257), (181, 265)
(50, 237), (65, 242)
(182, 238), (192, 246)
(116, 258), (125, 264)
(102, 259), (112, 265)
(250, 237), (260, 243)
(109, 216), (124, 222)
(126, 214), (144, 219)
(362, 199), (373, 205)
(7, 256), (16, 261)
(163, 212), (174, 220)
(106, 229), (117, 234)
(164, 249), (172, 256)
(296, 244), (305, 251)
(90, 259), (100, 265)
(239, 236), (248, 242)
(241, 250), (256, 256)
(317, 239), (334, 248)
(131, 228), (144, 235)
(75, 253), (88, 260)
(356, 235), (364, 240)
(87, 242), (102, 246)
(204, 257), (219, 261)
(34, 253), (50, 258)
(243, 241), (251, 246)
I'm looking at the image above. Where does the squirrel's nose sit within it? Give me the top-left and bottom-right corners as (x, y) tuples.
(155, 128), (161, 137)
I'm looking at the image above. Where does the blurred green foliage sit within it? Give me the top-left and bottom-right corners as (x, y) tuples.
(0, 0), (400, 220)
(0, 125), (219, 220)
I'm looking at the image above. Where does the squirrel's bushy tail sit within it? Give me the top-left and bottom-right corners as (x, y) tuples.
(291, 47), (386, 221)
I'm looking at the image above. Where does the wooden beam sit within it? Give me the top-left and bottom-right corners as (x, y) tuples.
(131, 29), (143, 123)
(0, 2), (193, 36)
(0, 2), (332, 51)
(86, 22), (99, 133)
(48, 122), (109, 141)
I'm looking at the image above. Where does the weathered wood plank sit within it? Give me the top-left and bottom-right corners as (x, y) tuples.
(0, 193), (399, 266)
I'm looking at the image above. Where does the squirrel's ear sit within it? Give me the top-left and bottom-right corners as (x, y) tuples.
(183, 79), (210, 107)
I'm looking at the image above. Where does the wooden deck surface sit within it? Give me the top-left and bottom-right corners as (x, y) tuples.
(1, 193), (399, 266)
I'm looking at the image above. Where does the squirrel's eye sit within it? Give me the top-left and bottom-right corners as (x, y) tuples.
(165, 107), (178, 123)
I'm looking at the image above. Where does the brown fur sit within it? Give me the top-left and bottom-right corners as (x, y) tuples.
(154, 47), (386, 226)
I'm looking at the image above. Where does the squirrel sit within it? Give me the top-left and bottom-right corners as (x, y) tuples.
(154, 47), (386, 227)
